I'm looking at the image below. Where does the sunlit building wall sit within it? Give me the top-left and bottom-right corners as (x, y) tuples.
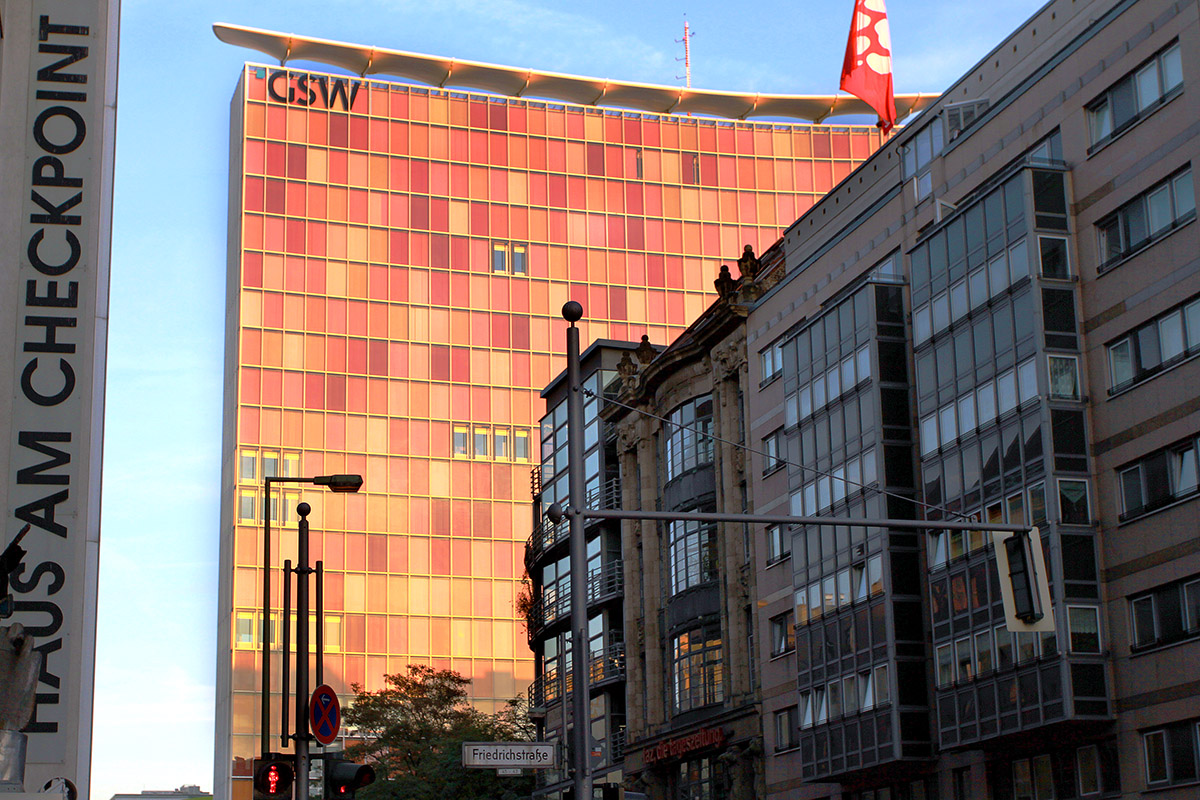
(215, 58), (890, 798)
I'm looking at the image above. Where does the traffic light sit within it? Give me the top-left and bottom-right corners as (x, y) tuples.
(1004, 532), (1044, 623)
(324, 758), (375, 799)
(253, 756), (295, 800)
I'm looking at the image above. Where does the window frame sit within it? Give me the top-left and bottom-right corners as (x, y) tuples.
(766, 525), (791, 565)
(1107, 294), (1200, 395)
(1087, 40), (1184, 152)
(769, 611), (795, 657)
(1067, 605), (1102, 654)
(1096, 167), (1195, 272)
(1143, 729), (1170, 785)
(774, 706), (799, 751)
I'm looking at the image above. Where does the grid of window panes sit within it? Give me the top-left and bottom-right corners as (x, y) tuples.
(911, 145), (1104, 747)
(538, 369), (617, 509)
(225, 62), (884, 769)
(781, 281), (921, 779)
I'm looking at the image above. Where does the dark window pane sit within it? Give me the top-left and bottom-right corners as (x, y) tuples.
(1110, 76), (1137, 129)
(1051, 410), (1087, 455)
(1042, 289), (1076, 333)
(993, 307), (1014, 357)
(1039, 237), (1069, 278)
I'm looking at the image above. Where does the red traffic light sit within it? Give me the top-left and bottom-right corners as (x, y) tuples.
(253, 756), (295, 800)
(325, 759), (375, 800)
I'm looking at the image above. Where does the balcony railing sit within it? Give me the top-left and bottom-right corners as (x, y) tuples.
(530, 464), (542, 498)
(525, 517), (569, 568)
(611, 725), (627, 762)
(585, 475), (622, 512)
(590, 640), (626, 686)
(526, 591), (571, 639)
(527, 640), (625, 713)
(588, 559), (624, 606)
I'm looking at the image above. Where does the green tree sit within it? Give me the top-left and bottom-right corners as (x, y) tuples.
(344, 664), (536, 800)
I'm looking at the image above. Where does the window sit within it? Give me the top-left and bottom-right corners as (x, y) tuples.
(239, 450), (257, 483)
(282, 452), (300, 478)
(1144, 730), (1168, 785)
(678, 757), (719, 800)
(1119, 433), (1200, 519)
(902, 119), (944, 201)
(762, 428), (785, 474)
(1038, 236), (1070, 278)
(1076, 746), (1101, 796)
(936, 643), (954, 686)
(491, 242), (507, 273)
(1107, 294), (1200, 393)
(944, 98), (989, 139)
(514, 429), (530, 461)
(1131, 595), (1157, 648)
(1088, 40), (1183, 147)
(1068, 606), (1101, 653)
(766, 525), (790, 564)
(493, 429), (509, 459)
(453, 426), (469, 458)
(1129, 573), (1200, 650)
(761, 340), (783, 384)
(473, 427), (489, 458)
(1058, 479), (1090, 525)
(672, 627), (723, 713)
(1048, 355), (1080, 400)
(238, 490), (257, 522)
(664, 396), (714, 481)
(667, 519), (719, 594)
(262, 451), (279, 479)
(1013, 755), (1056, 800)
(769, 612), (795, 657)
(1096, 168), (1194, 269)
(1140, 720), (1200, 787)
(774, 707), (799, 751)
(235, 612), (256, 648)
(511, 244), (527, 275)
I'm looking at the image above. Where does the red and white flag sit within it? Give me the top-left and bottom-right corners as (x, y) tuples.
(840, 0), (896, 133)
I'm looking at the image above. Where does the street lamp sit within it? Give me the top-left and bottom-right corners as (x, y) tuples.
(260, 473), (363, 758)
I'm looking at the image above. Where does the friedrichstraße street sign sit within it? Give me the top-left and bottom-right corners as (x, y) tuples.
(462, 742), (556, 769)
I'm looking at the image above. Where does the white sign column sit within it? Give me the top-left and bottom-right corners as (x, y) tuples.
(0, 0), (119, 795)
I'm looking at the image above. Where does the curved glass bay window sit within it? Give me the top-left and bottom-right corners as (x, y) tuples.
(668, 519), (719, 595)
(672, 625), (723, 714)
(664, 395), (714, 481)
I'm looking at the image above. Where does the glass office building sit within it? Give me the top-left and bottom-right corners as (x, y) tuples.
(214, 30), (904, 797)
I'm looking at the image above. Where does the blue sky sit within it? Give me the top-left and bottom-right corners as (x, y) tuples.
(92, 0), (1046, 796)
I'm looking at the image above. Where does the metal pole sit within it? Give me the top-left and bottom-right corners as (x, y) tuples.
(261, 478), (274, 756)
(316, 561), (324, 690)
(282, 560), (292, 749)
(563, 301), (591, 800)
(295, 501), (313, 800)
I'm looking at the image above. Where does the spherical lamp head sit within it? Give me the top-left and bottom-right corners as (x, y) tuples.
(562, 301), (583, 323)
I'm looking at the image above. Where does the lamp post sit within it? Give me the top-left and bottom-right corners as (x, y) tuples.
(260, 473), (363, 760)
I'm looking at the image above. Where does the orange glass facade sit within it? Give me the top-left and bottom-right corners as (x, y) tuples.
(217, 62), (884, 791)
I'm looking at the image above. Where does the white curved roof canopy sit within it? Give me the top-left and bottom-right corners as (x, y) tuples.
(213, 23), (936, 124)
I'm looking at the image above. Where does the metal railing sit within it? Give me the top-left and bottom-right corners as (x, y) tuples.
(584, 475), (622, 512)
(589, 640), (626, 686)
(610, 725), (627, 762)
(588, 559), (624, 605)
(525, 517), (569, 567)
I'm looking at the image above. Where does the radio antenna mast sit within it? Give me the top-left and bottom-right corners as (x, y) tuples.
(675, 17), (694, 88)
